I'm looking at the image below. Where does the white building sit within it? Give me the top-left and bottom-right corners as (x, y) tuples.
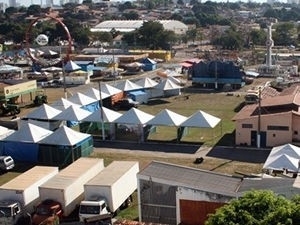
(91, 20), (188, 35)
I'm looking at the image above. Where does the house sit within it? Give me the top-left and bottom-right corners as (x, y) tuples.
(140, 58), (157, 71)
(137, 161), (300, 225)
(233, 85), (300, 147)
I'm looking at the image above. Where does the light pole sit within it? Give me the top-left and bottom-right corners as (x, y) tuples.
(59, 37), (67, 99)
(257, 87), (262, 148)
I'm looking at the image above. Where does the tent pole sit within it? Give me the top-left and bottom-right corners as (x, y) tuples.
(99, 81), (105, 140)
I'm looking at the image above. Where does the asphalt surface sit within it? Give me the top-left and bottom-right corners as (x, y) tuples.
(94, 140), (271, 163)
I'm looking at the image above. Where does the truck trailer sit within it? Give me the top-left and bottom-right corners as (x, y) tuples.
(0, 166), (59, 225)
(35, 157), (104, 223)
(79, 161), (139, 221)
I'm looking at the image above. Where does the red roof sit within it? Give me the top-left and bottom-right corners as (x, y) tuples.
(180, 62), (193, 68)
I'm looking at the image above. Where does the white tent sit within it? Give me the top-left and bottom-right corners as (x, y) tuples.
(135, 77), (159, 88)
(114, 108), (154, 142)
(3, 122), (53, 143)
(114, 79), (143, 91)
(41, 66), (62, 72)
(114, 108), (154, 125)
(50, 98), (81, 111)
(263, 154), (300, 173)
(0, 64), (23, 74)
(181, 110), (221, 128)
(64, 60), (81, 72)
(100, 83), (122, 96)
(53, 105), (92, 121)
(154, 78), (183, 91)
(263, 143), (300, 173)
(81, 107), (122, 123)
(0, 126), (15, 140)
(147, 109), (187, 126)
(38, 125), (91, 146)
(84, 88), (110, 100)
(269, 143), (300, 159)
(25, 104), (62, 120)
(152, 78), (182, 97)
(68, 92), (98, 106)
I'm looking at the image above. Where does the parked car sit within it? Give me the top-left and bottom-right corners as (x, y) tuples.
(113, 98), (139, 110)
(0, 156), (15, 171)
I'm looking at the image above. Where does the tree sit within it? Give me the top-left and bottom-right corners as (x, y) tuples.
(27, 5), (42, 16)
(249, 29), (266, 46)
(272, 22), (296, 46)
(212, 27), (244, 50)
(205, 190), (300, 225)
(123, 11), (139, 20)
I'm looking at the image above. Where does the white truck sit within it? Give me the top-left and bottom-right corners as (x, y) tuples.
(79, 161), (139, 222)
(0, 166), (59, 225)
(34, 157), (104, 223)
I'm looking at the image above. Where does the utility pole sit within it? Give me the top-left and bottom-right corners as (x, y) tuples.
(257, 87), (262, 148)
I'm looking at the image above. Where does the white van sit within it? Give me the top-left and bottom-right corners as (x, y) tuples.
(0, 156), (15, 171)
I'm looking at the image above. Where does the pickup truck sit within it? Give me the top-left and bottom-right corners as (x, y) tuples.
(113, 98), (139, 110)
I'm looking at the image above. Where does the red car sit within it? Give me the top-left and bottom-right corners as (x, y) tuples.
(32, 199), (63, 225)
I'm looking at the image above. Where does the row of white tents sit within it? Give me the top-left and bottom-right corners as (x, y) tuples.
(25, 103), (220, 129)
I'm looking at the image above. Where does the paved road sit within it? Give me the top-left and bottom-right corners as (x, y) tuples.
(93, 140), (271, 163)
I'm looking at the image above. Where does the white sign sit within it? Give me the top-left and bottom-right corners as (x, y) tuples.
(35, 34), (48, 46)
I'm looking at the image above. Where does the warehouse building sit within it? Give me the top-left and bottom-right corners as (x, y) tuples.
(91, 20), (188, 35)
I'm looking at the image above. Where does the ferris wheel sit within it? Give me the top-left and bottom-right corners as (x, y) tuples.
(25, 14), (73, 68)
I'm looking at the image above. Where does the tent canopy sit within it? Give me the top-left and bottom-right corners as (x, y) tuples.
(263, 143), (300, 172)
(38, 125), (91, 146)
(50, 98), (81, 111)
(64, 60), (81, 72)
(147, 109), (187, 126)
(68, 92), (98, 106)
(263, 154), (300, 172)
(135, 77), (158, 88)
(25, 104), (62, 120)
(81, 107), (122, 123)
(100, 83), (122, 96)
(53, 105), (92, 121)
(3, 122), (53, 143)
(114, 79), (143, 91)
(154, 79), (183, 90)
(84, 88), (110, 100)
(115, 108), (154, 125)
(181, 110), (221, 128)
(0, 64), (23, 73)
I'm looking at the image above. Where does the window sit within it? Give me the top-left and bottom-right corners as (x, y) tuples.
(242, 124), (253, 128)
(267, 125), (289, 131)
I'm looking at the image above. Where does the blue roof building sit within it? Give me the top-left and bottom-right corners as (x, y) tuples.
(191, 60), (245, 90)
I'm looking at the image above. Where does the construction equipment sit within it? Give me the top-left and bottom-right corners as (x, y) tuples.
(0, 102), (21, 116)
(34, 90), (48, 106)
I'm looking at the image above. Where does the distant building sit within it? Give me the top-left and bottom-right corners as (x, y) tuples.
(91, 20), (188, 35)
(0, 2), (7, 12)
(9, 0), (17, 7)
(191, 60), (245, 90)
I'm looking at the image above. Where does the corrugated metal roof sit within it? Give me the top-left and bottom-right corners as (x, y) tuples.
(238, 177), (300, 198)
(138, 161), (242, 197)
